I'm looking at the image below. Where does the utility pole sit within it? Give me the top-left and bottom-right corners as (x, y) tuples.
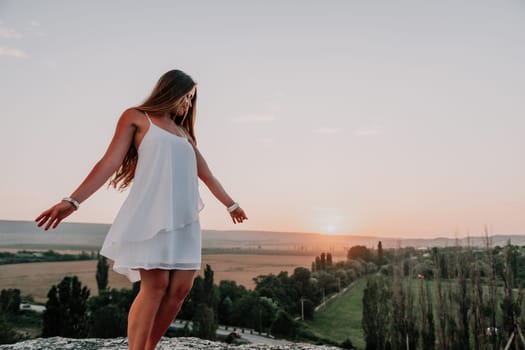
(300, 298), (306, 321)
(259, 307), (262, 332)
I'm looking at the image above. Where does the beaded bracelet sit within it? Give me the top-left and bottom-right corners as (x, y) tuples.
(227, 202), (239, 213)
(62, 197), (80, 210)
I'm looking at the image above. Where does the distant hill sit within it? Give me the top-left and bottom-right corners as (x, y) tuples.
(0, 220), (109, 251)
(1, 219), (524, 253)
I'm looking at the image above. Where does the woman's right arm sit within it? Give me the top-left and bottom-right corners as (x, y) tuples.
(35, 109), (139, 230)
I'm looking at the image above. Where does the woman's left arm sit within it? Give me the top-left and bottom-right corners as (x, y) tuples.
(191, 143), (248, 224)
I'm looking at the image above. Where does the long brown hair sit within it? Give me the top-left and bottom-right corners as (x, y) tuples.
(110, 69), (197, 191)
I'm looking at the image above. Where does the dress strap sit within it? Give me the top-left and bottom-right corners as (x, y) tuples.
(144, 112), (152, 125)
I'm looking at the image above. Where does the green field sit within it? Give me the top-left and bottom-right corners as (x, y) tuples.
(301, 278), (367, 349)
(301, 275), (510, 350)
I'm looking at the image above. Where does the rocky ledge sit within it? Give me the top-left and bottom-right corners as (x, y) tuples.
(0, 337), (342, 350)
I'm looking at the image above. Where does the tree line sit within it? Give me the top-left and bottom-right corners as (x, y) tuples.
(0, 250), (96, 265)
(362, 240), (525, 349)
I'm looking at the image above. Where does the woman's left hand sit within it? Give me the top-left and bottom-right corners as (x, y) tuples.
(230, 207), (248, 224)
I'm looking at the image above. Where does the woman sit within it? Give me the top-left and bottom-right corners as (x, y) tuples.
(35, 69), (248, 350)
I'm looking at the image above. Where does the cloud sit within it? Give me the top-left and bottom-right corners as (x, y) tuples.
(232, 114), (276, 123)
(354, 128), (382, 136)
(0, 28), (23, 39)
(29, 20), (40, 27)
(314, 127), (341, 134)
(0, 47), (28, 58)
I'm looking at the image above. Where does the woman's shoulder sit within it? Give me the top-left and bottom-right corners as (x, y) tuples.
(122, 107), (145, 119)
(118, 108), (146, 127)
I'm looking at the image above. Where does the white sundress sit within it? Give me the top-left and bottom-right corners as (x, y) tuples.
(100, 111), (204, 282)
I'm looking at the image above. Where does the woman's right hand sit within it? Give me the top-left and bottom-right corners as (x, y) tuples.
(230, 207), (248, 224)
(35, 201), (77, 231)
(34, 109), (139, 231)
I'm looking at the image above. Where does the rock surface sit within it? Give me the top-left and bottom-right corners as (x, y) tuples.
(0, 337), (342, 350)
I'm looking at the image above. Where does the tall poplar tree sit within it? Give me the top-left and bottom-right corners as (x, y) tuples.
(42, 276), (90, 338)
(419, 280), (435, 350)
(377, 241), (386, 266)
(362, 275), (392, 350)
(96, 253), (109, 292)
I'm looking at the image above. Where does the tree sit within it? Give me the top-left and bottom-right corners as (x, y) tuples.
(192, 304), (216, 340)
(88, 304), (127, 338)
(203, 264), (219, 310)
(485, 235), (499, 349)
(314, 271), (338, 295)
(0, 318), (21, 345)
(218, 296), (233, 325)
(0, 288), (23, 344)
(179, 276), (202, 320)
(347, 245), (373, 262)
(231, 292), (259, 328)
(271, 310), (297, 338)
(42, 286), (61, 337)
(180, 265), (220, 325)
(377, 241), (386, 266)
(456, 250), (471, 350)
(334, 269), (349, 288)
(292, 267), (321, 314)
(362, 275), (392, 350)
(179, 264), (221, 339)
(42, 276), (90, 338)
(390, 264), (419, 350)
(87, 288), (135, 338)
(254, 272), (296, 315)
(433, 249), (449, 348)
(470, 253), (487, 350)
(0, 289), (20, 315)
(96, 253), (109, 293)
(500, 241), (522, 348)
(320, 253), (326, 270)
(217, 280), (249, 325)
(258, 296), (279, 331)
(419, 280), (435, 350)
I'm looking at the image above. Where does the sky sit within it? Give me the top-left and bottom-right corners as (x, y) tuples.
(1, 0), (524, 238)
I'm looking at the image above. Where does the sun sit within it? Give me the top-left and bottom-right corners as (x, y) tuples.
(313, 207), (346, 235)
(321, 224), (338, 235)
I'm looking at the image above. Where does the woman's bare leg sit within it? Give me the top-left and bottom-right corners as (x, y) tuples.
(127, 269), (169, 350)
(145, 270), (197, 350)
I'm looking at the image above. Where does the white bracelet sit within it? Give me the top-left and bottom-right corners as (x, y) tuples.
(62, 197), (80, 210)
(227, 202), (239, 213)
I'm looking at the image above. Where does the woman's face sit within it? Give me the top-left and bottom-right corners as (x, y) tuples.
(173, 86), (196, 117)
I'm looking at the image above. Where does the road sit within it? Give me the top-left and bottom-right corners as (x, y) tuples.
(19, 304), (291, 346)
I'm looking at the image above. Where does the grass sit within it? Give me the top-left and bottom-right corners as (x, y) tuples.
(301, 274), (510, 350)
(3, 310), (43, 339)
(301, 277), (368, 349)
